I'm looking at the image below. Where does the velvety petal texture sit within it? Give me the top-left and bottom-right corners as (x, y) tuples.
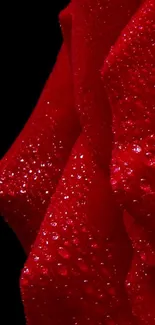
(0, 0), (155, 324)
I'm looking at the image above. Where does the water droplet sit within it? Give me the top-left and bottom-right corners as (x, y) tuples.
(20, 189), (26, 194)
(51, 222), (57, 227)
(64, 241), (70, 247)
(72, 238), (79, 245)
(24, 268), (30, 275)
(58, 247), (70, 259)
(126, 282), (131, 287)
(52, 233), (60, 241)
(77, 258), (88, 272)
(57, 264), (68, 276)
(67, 219), (73, 225)
(132, 144), (142, 153)
(41, 267), (48, 275)
(64, 195), (69, 200)
(46, 254), (52, 261)
(91, 242), (98, 249)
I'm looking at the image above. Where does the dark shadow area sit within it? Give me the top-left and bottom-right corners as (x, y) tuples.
(0, 218), (26, 324)
(1, 1), (69, 158)
(0, 1), (69, 323)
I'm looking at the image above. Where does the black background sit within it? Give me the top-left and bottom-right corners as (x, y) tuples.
(0, 1), (69, 323)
